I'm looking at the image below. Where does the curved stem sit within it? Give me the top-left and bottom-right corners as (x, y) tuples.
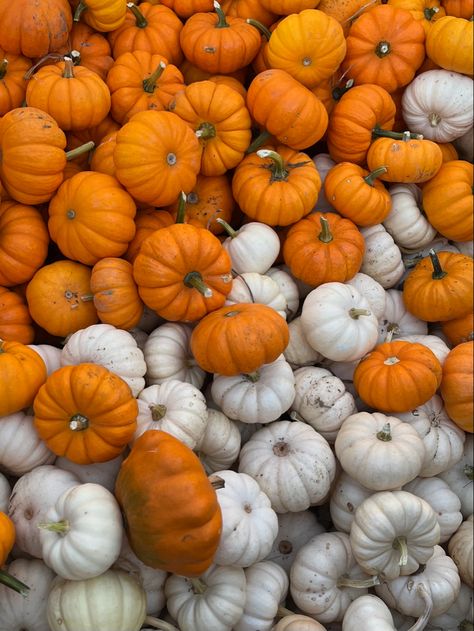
(175, 191), (187, 224)
(213, 1), (228, 28)
(143, 61), (166, 93)
(343, 0), (378, 24)
(372, 127), (424, 141)
(126, 2), (147, 28)
(318, 216), (333, 243)
(246, 18), (271, 39)
(246, 129), (272, 154)
(348, 308), (371, 319)
(364, 166), (388, 186)
(183, 271), (213, 298)
(37, 520), (70, 534)
(208, 474), (225, 490)
(392, 535), (408, 567)
(337, 574), (380, 589)
(428, 249), (447, 280)
(289, 410), (306, 422)
(377, 422), (392, 442)
(73, 0), (87, 22)
(65, 141), (95, 161)
(144, 616), (180, 631)
(257, 149), (288, 181)
(216, 218), (237, 238)
(407, 583), (433, 631)
(0, 570), (30, 596)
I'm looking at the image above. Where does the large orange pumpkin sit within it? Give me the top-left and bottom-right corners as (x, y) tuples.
(115, 429), (222, 577)
(0, 287), (34, 344)
(0, 340), (47, 417)
(440, 341), (473, 432)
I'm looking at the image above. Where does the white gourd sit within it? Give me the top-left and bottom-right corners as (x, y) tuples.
(266, 267), (300, 320)
(448, 515), (474, 588)
(283, 317), (324, 368)
(28, 344), (62, 375)
(225, 272), (288, 319)
(0, 411), (55, 476)
(0, 473), (9, 513)
(220, 221), (280, 274)
(440, 434), (473, 518)
(359, 224), (405, 289)
(426, 581), (473, 631)
(271, 614), (327, 631)
(396, 334), (450, 366)
(329, 471), (373, 534)
(342, 594), (398, 631)
(383, 183), (436, 251)
(345, 272), (387, 321)
(196, 409), (241, 474)
(377, 289), (428, 343)
(54, 454), (126, 493)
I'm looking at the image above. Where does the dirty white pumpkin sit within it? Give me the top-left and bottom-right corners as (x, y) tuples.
(359, 224), (405, 289)
(329, 471), (373, 534)
(345, 272), (386, 321)
(439, 434), (473, 518)
(283, 317), (324, 368)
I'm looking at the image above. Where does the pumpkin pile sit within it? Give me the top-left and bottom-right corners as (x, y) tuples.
(0, 0), (473, 629)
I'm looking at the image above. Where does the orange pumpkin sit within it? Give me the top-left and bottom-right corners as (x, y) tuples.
(387, 0), (446, 34)
(190, 303), (290, 376)
(0, 201), (49, 287)
(124, 207), (174, 263)
(0, 340), (47, 417)
(33, 363), (138, 464)
(441, 311), (474, 346)
(207, 74), (248, 99)
(221, 0), (277, 26)
(425, 15), (473, 75)
(0, 51), (31, 116)
(0, 286), (34, 344)
(159, 0), (213, 18)
(65, 115), (120, 171)
(0, 511), (15, 565)
(89, 131), (118, 176)
(353, 340), (443, 413)
(316, 0), (383, 35)
(440, 341), (473, 432)
(72, 0), (127, 31)
(26, 260), (98, 337)
(283, 211), (365, 286)
(133, 223), (233, 322)
(115, 429), (222, 577)
(442, 0), (473, 18)
(59, 21), (114, 80)
(403, 250), (473, 322)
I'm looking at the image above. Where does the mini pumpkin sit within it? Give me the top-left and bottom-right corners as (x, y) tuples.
(425, 15), (473, 75)
(58, 22), (114, 80)
(123, 207), (174, 263)
(0, 287), (34, 344)
(440, 341), (473, 433)
(72, 0), (127, 31)
(0, 51), (31, 116)
(0, 340), (47, 417)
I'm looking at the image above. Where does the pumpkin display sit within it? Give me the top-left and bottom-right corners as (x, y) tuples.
(0, 340), (47, 417)
(440, 341), (474, 432)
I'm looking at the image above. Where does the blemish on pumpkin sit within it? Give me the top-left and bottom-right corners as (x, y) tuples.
(204, 47), (217, 54)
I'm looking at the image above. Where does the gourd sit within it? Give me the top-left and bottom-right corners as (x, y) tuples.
(439, 434), (473, 518)
(448, 515), (474, 588)
(0, 411), (55, 476)
(196, 409), (241, 474)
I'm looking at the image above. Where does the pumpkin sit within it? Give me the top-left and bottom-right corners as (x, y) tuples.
(236, 561), (288, 631)
(90, 257), (144, 330)
(422, 160), (473, 242)
(219, 220), (281, 274)
(207, 73), (248, 99)
(190, 303), (289, 376)
(441, 310), (474, 345)
(0, 410), (55, 476)
(124, 207), (174, 263)
(265, 9), (347, 88)
(26, 259), (98, 337)
(0, 340), (47, 417)
(115, 429), (222, 577)
(168, 80), (252, 176)
(316, 0), (383, 35)
(196, 409), (241, 473)
(113, 110), (202, 207)
(425, 15), (474, 75)
(246, 69), (329, 150)
(0, 287), (34, 344)
(442, 0), (473, 17)
(387, 0), (446, 34)
(73, 0), (127, 31)
(133, 223), (232, 322)
(341, 4), (426, 93)
(0, 51), (31, 116)
(402, 249), (473, 322)
(224, 272), (288, 320)
(160, 0), (213, 18)
(33, 363), (138, 464)
(231, 147), (321, 227)
(65, 115), (120, 168)
(59, 22), (114, 80)
(360, 223), (405, 289)
(353, 339), (443, 413)
(283, 212), (365, 287)
(440, 341), (473, 432)
(448, 515), (474, 587)
(179, 2), (261, 74)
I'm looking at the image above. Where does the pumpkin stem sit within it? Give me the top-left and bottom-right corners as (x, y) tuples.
(376, 422), (392, 441)
(175, 191), (187, 224)
(208, 474), (225, 490)
(289, 410), (306, 423)
(375, 40), (391, 57)
(216, 218), (238, 238)
(183, 271), (213, 298)
(364, 166), (388, 186)
(0, 59), (8, 80)
(349, 308), (371, 319)
(143, 61), (166, 93)
(190, 577), (207, 594)
(392, 535), (408, 566)
(127, 2), (148, 28)
(424, 6), (439, 21)
(244, 371), (260, 383)
(62, 56), (75, 79)
(464, 465), (474, 481)
(69, 413), (89, 431)
(73, 0), (87, 22)
(37, 520), (70, 534)
(276, 605), (295, 618)
(246, 18), (272, 40)
(372, 128), (424, 141)
(246, 129), (272, 154)
(196, 121), (216, 140)
(144, 616), (180, 631)
(0, 570), (30, 597)
(428, 112), (441, 127)
(318, 216), (333, 243)
(332, 78), (354, 101)
(65, 141), (95, 161)
(213, 1), (229, 28)
(337, 574), (381, 589)
(407, 583), (433, 631)
(257, 149), (289, 181)
(428, 249), (447, 280)
(383, 355), (400, 366)
(150, 403), (167, 421)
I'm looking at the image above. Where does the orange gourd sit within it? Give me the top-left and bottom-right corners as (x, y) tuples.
(440, 341), (473, 432)
(0, 340), (47, 417)
(441, 311), (474, 346)
(59, 22), (114, 80)
(316, 0), (383, 35)
(425, 15), (474, 75)
(0, 51), (31, 116)
(72, 0), (127, 31)
(441, 0), (473, 18)
(387, 0), (446, 34)
(160, 0), (213, 18)
(124, 207), (174, 263)
(0, 287), (34, 344)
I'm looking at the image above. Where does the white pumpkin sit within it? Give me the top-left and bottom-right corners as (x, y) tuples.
(0, 472), (10, 513)
(394, 394), (465, 477)
(440, 434), (473, 518)
(211, 354), (295, 424)
(134, 380), (208, 449)
(341, 594), (397, 631)
(213, 470), (278, 567)
(377, 288), (428, 342)
(0, 558), (56, 631)
(426, 581), (473, 631)
(196, 409), (241, 474)
(28, 344), (62, 375)
(0, 410), (55, 476)
(272, 614), (327, 631)
(291, 366), (356, 443)
(290, 531), (379, 623)
(266, 267), (300, 320)
(234, 561), (289, 631)
(349, 490), (441, 580)
(345, 272), (386, 321)
(225, 272), (288, 319)
(265, 510), (325, 574)
(359, 224), (405, 289)
(61, 323), (147, 396)
(47, 569), (147, 631)
(238, 420), (337, 513)
(329, 471), (373, 534)
(401, 70), (473, 142)
(283, 317), (324, 368)
(383, 183), (437, 251)
(403, 477), (463, 543)
(396, 334), (450, 366)
(334, 412), (425, 491)
(8, 465), (80, 559)
(54, 453), (126, 493)
(165, 564), (246, 631)
(448, 515), (474, 588)
(143, 322), (205, 389)
(220, 221), (280, 274)
(39, 483), (123, 580)
(311, 152), (337, 212)
(300, 282), (379, 362)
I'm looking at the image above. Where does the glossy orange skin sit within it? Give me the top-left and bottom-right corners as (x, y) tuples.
(246, 69), (328, 150)
(0, 107), (67, 205)
(442, 311), (474, 346)
(124, 208), (174, 264)
(426, 15), (473, 75)
(59, 22), (114, 80)
(403, 251), (473, 322)
(283, 211), (365, 286)
(0, 287), (34, 344)
(326, 84), (396, 164)
(440, 341), (474, 432)
(26, 260), (99, 337)
(0, 340), (47, 417)
(367, 135), (443, 183)
(341, 4), (426, 93)
(33, 363), (138, 464)
(0, 50), (31, 116)
(0, 201), (49, 287)
(0, 512), (15, 566)
(72, 0), (127, 31)
(353, 340), (443, 413)
(115, 429), (222, 577)
(133, 223), (232, 322)
(422, 160), (473, 242)
(191, 303), (290, 376)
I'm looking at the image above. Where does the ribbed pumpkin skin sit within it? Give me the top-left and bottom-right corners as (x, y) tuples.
(426, 15), (473, 75)
(0, 286), (34, 344)
(0, 340), (47, 417)
(0, 511), (15, 565)
(115, 430), (222, 577)
(440, 341), (473, 432)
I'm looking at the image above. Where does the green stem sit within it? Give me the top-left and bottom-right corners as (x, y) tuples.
(364, 166), (388, 186)
(126, 2), (147, 28)
(213, 1), (228, 28)
(256, 149), (289, 181)
(37, 520), (70, 534)
(464, 465), (474, 481)
(0, 569), (30, 597)
(244, 371), (260, 383)
(183, 271), (213, 298)
(407, 583), (433, 631)
(144, 616), (180, 631)
(63, 56), (75, 78)
(424, 6), (439, 21)
(372, 128), (424, 141)
(246, 129), (272, 154)
(175, 192), (187, 224)
(143, 61), (166, 93)
(65, 141), (95, 161)
(246, 18), (271, 39)
(216, 218), (237, 238)
(332, 78), (354, 101)
(428, 249), (447, 280)
(393, 535), (408, 566)
(349, 308), (371, 319)
(337, 575), (381, 588)
(190, 577), (207, 594)
(318, 216), (333, 243)
(73, 0), (87, 22)
(0, 59), (7, 80)
(377, 422), (392, 441)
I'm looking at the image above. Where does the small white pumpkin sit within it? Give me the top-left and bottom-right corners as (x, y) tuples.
(238, 420), (337, 513)
(341, 594), (398, 631)
(383, 183), (436, 251)
(377, 288), (428, 343)
(143, 322), (205, 389)
(61, 323), (147, 396)
(54, 453), (126, 493)
(196, 409), (241, 474)
(345, 272), (387, 321)
(439, 434), (473, 518)
(360, 224), (405, 289)
(426, 581), (473, 631)
(39, 483), (123, 580)
(334, 412), (425, 491)
(266, 267), (300, 320)
(300, 282), (379, 362)
(448, 515), (474, 588)
(213, 470), (278, 567)
(134, 380), (208, 449)
(0, 411), (55, 476)
(329, 471), (373, 534)
(350, 490), (441, 580)
(291, 366), (356, 443)
(220, 221), (280, 274)
(272, 614), (327, 631)
(225, 272), (288, 319)
(0, 472), (10, 513)
(28, 344), (62, 375)
(211, 354), (295, 424)
(283, 317), (324, 368)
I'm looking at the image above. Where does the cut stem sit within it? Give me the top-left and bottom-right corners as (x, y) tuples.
(257, 149), (288, 181)
(0, 569), (30, 597)
(318, 216), (333, 243)
(183, 271), (213, 297)
(63, 56), (75, 79)
(73, 1), (87, 22)
(37, 520), (70, 534)
(393, 535), (408, 566)
(143, 61), (166, 93)
(190, 577), (207, 594)
(337, 574), (380, 589)
(428, 249), (447, 280)
(376, 40), (391, 57)
(208, 474), (225, 490)
(364, 166), (388, 186)
(246, 18), (272, 39)
(126, 2), (148, 28)
(213, 1), (229, 28)
(65, 141), (95, 161)
(377, 422), (392, 441)
(216, 218), (238, 238)
(407, 583), (433, 631)
(348, 307), (371, 319)
(175, 191), (187, 224)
